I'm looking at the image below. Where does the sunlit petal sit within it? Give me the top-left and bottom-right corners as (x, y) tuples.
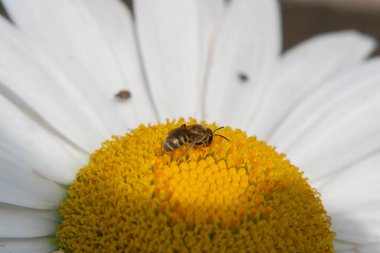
(0, 204), (57, 238)
(0, 93), (85, 184)
(135, 0), (203, 119)
(204, 0), (280, 128)
(0, 237), (56, 253)
(0, 17), (110, 153)
(250, 30), (376, 139)
(3, 0), (146, 133)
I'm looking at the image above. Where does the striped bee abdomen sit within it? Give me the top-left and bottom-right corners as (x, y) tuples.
(163, 135), (190, 152)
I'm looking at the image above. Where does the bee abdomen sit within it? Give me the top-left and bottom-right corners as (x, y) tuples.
(163, 136), (188, 151)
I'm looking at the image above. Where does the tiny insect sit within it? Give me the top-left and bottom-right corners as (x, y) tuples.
(238, 72), (249, 83)
(115, 90), (131, 100)
(163, 124), (229, 152)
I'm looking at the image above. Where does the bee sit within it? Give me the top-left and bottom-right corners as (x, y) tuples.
(163, 124), (229, 152)
(115, 90), (131, 100)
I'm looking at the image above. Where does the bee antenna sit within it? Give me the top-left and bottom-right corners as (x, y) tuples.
(213, 126), (224, 134)
(214, 134), (229, 142)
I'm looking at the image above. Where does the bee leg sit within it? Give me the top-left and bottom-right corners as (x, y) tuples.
(185, 142), (196, 154)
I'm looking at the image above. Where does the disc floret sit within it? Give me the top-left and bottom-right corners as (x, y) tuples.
(57, 118), (335, 252)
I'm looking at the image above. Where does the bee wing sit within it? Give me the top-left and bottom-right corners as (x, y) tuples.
(167, 125), (203, 140)
(166, 124), (184, 135)
(186, 125), (207, 141)
(167, 127), (190, 138)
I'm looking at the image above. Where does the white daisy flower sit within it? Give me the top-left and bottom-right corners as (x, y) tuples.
(0, 0), (379, 252)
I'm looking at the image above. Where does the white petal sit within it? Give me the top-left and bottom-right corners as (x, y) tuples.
(3, 0), (143, 134)
(0, 93), (86, 185)
(0, 204), (57, 238)
(317, 153), (380, 245)
(290, 97), (380, 181)
(320, 153), (380, 211)
(334, 240), (380, 253)
(0, 237), (56, 253)
(331, 209), (380, 244)
(0, 17), (110, 153)
(270, 59), (380, 181)
(0, 149), (65, 209)
(135, 0), (201, 120)
(250, 30), (376, 139)
(80, 0), (157, 124)
(204, 0), (280, 128)
(333, 241), (356, 253)
(355, 243), (380, 253)
(197, 0), (225, 110)
(198, 0), (225, 60)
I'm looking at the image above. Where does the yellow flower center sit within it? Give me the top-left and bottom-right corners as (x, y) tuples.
(57, 118), (335, 252)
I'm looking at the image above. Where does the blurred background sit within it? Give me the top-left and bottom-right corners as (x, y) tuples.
(281, 0), (380, 55)
(1, 0), (379, 55)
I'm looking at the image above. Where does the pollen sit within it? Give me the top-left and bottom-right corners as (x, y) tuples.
(56, 118), (335, 252)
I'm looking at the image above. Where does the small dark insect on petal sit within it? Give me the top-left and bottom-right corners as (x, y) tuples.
(115, 90), (131, 100)
(238, 72), (249, 83)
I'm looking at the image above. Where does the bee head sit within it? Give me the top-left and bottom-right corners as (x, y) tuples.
(207, 128), (213, 146)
